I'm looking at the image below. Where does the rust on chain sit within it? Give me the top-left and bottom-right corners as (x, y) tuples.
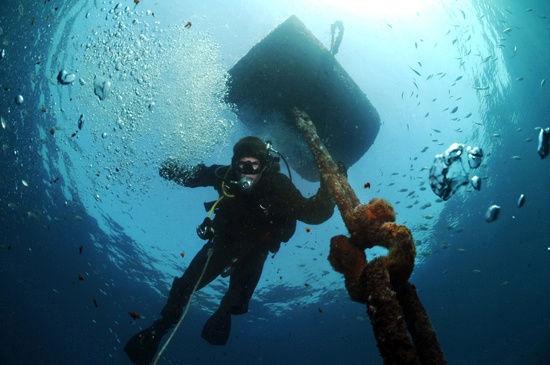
(292, 107), (446, 365)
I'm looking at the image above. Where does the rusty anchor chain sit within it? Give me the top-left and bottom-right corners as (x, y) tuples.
(293, 108), (446, 365)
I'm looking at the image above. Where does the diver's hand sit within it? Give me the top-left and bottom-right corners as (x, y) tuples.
(159, 160), (205, 186)
(159, 158), (181, 181)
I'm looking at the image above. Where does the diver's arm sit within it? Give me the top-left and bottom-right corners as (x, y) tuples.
(277, 174), (335, 224)
(300, 179), (335, 224)
(159, 160), (221, 187)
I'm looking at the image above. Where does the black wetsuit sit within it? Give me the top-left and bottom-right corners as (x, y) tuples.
(161, 164), (334, 321)
(125, 163), (334, 363)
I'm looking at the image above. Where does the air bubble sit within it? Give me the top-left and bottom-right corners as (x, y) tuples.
(94, 76), (111, 100)
(58, 69), (76, 85)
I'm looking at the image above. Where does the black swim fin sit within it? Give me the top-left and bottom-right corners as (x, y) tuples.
(124, 320), (171, 365)
(201, 310), (231, 345)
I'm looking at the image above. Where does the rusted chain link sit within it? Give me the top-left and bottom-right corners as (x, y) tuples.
(293, 108), (446, 365)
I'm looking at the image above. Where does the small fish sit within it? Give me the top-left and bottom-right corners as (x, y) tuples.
(451, 106), (458, 114)
(511, 155), (522, 160)
(541, 79), (546, 89)
(409, 66), (421, 76)
(79, 245), (83, 254)
(517, 194), (525, 208)
(78, 114), (84, 130)
(464, 113), (472, 118)
(129, 311), (141, 320)
(421, 146), (429, 152)
(432, 128), (441, 133)
(503, 28), (512, 33)
(424, 112), (430, 118)
(456, 248), (466, 253)
(455, 76), (463, 82)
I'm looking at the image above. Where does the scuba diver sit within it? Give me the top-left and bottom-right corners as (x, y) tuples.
(124, 136), (335, 364)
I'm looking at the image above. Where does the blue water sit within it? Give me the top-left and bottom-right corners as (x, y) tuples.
(1, 0), (549, 364)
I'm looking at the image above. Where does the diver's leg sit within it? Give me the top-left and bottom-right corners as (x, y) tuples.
(201, 248), (269, 345)
(222, 247), (269, 314)
(160, 241), (227, 322)
(124, 240), (231, 364)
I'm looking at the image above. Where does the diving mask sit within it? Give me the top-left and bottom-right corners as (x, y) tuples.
(235, 160), (263, 175)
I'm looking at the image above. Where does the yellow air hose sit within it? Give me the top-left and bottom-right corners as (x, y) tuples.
(152, 247), (214, 365)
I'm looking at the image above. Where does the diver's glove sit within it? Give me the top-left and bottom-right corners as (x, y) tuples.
(159, 160), (205, 186)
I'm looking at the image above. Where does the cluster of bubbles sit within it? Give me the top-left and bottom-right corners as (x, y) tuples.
(52, 4), (235, 195)
(428, 142), (483, 201)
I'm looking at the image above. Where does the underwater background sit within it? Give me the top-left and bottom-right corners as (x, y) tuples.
(1, 0), (549, 364)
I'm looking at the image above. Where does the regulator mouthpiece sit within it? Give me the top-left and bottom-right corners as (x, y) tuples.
(238, 177), (254, 191)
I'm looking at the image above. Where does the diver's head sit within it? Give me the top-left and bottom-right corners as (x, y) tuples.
(231, 137), (268, 192)
(232, 136), (268, 166)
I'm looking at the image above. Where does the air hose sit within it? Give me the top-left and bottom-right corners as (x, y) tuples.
(152, 247), (214, 365)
